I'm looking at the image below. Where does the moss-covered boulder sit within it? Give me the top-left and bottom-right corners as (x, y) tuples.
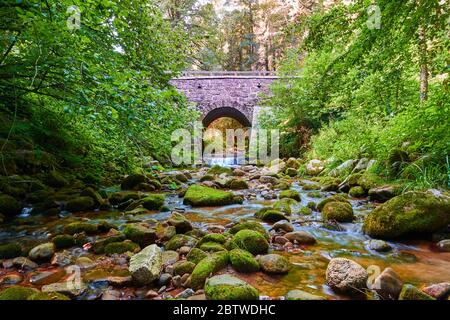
(183, 185), (240, 207)
(91, 232), (127, 254)
(357, 172), (383, 191)
(52, 235), (76, 249)
(272, 198), (297, 215)
(205, 274), (259, 300)
(28, 243), (54, 261)
(80, 187), (105, 206)
(46, 170), (68, 188)
(317, 194), (350, 212)
(104, 240), (140, 255)
(140, 194), (165, 210)
(0, 194), (21, 216)
(228, 179), (249, 190)
(165, 234), (197, 251)
(65, 196), (95, 212)
(232, 230), (269, 255)
(189, 251), (229, 289)
(173, 260), (196, 275)
(399, 284), (435, 300)
(64, 222), (98, 235)
(279, 190), (301, 202)
(229, 249), (259, 273)
(27, 291), (70, 300)
(229, 222), (269, 240)
(0, 286), (38, 300)
(198, 233), (227, 246)
(122, 223), (157, 247)
(349, 186), (366, 198)
(199, 242), (226, 252)
(186, 248), (208, 264)
(168, 212), (192, 233)
(258, 254), (290, 274)
(322, 202), (355, 222)
(0, 243), (22, 259)
(206, 165), (233, 176)
(255, 208), (288, 223)
(200, 174), (214, 182)
(121, 174), (146, 190)
(108, 191), (141, 205)
(298, 207), (313, 215)
(363, 190), (450, 239)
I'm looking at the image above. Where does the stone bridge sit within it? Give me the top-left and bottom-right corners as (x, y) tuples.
(170, 71), (279, 127)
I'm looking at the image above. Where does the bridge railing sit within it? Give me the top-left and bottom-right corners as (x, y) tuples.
(178, 70), (278, 78)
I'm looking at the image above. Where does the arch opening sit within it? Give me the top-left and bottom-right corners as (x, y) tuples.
(202, 107), (251, 128)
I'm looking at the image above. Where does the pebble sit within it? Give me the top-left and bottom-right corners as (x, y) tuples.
(145, 290), (159, 299)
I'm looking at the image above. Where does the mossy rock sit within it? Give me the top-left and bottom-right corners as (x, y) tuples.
(91, 233), (127, 254)
(0, 286), (39, 300)
(232, 230), (269, 255)
(317, 194), (350, 212)
(121, 174), (147, 190)
(302, 183), (320, 191)
(258, 254), (290, 274)
(186, 248), (208, 264)
(206, 165), (233, 176)
(279, 190), (301, 202)
(205, 274), (259, 300)
(363, 190), (450, 239)
(183, 185), (239, 207)
(64, 222), (99, 235)
(0, 194), (21, 216)
(168, 212), (193, 233)
(228, 179), (249, 190)
(199, 242), (226, 252)
(65, 196), (95, 212)
(189, 251), (229, 290)
(357, 172), (383, 191)
(46, 170), (68, 188)
(108, 191), (141, 205)
(255, 208), (288, 223)
(104, 240), (140, 255)
(272, 198), (297, 215)
(27, 291), (70, 300)
(52, 235), (76, 249)
(173, 260), (196, 275)
(141, 194), (165, 210)
(198, 233), (227, 245)
(398, 284), (435, 300)
(346, 173), (363, 186)
(349, 186), (366, 198)
(274, 181), (291, 190)
(165, 234), (197, 251)
(322, 201), (354, 222)
(122, 223), (157, 247)
(229, 249), (259, 273)
(80, 187), (104, 206)
(228, 222), (269, 240)
(0, 243), (22, 259)
(200, 175), (215, 182)
(298, 207), (312, 215)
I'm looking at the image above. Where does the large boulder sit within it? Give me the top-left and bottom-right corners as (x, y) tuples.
(141, 194), (165, 210)
(258, 254), (290, 274)
(205, 274), (259, 300)
(325, 258), (368, 295)
(317, 194), (350, 212)
(322, 202), (354, 222)
(279, 190), (301, 202)
(363, 190), (450, 239)
(229, 249), (259, 273)
(0, 194), (21, 216)
(183, 185), (240, 207)
(232, 230), (269, 255)
(128, 244), (162, 285)
(229, 222), (270, 240)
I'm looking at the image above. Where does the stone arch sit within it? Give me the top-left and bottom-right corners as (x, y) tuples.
(202, 107), (252, 128)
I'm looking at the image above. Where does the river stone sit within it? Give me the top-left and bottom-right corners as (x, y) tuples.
(372, 267), (403, 300)
(258, 254), (290, 274)
(259, 176), (278, 185)
(365, 239), (391, 252)
(272, 220), (294, 233)
(189, 251), (229, 290)
(232, 230), (269, 255)
(329, 160), (357, 177)
(437, 239), (450, 252)
(422, 282), (450, 300)
(284, 231), (316, 245)
(168, 212), (193, 233)
(176, 288), (195, 299)
(30, 269), (66, 286)
(285, 289), (325, 300)
(28, 242), (55, 261)
(399, 284), (435, 300)
(322, 201), (354, 222)
(229, 249), (259, 273)
(129, 244), (162, 285)
(0, 274), (23, 285)
(326, 258), (368, 295)
(162, 250), (179, 265)
(12, 257), (38, 270)
(368, 185), (397, 202)
(205, 274), (259, 300)
(305, 159), (325, 176)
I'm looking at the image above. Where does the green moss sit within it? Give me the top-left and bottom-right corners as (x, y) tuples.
(0, 243), (22, 259)
(46, 170), (68, 188)
(322, 201), (354, 222)
(279, 190), (301, 201)
(65, 196), (95, 212)
(80, 187), (104, 206)
(64, 222), (99, 235)
(357, 172), (383, 190)
(186, 248), (208, 264)
(104, 240), (140, 255)
(91, 233), (127, 254)
(298, 207), (313, 215)
(228, 222), (269, 240)
(190, 251), (229, 289)
(206, 165), (233, 176)
(183, 185), (238, 207)
(317, 194), (349, 212)
(232, 230), (269, 255)
(199, 242), (226, 252)
(398, 284), (435, 300)
(272, 198), (297, 214)
(173, 260), (196, 275)
(165, 234), (197, 251)
(205, 274), (259, 300)
(0, 286), (38, 300)
(228, 179), (249, 190)
(255, 209), (288, 223)
(27, 291), (70, 300)
(121, 174), (146, 190)
(0, 194), (21, 216)
(200, 174), (214, 182)
(363, 191), (450, 239)
(229, 249), (259, 273)
(274, 181), (291, 190)
(108, 191), (141, 205)
(141, 194), (165, 210)
(198, 233), (227, 245)
(122, 223), (156, 247)
(302, 183), (320, 191)
(349, 186), (366, 198)
(52, 235), (76, 249)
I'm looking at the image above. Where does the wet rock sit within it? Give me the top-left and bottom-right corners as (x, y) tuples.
(272, 220), (294, 233)
(326, 258), (368, 295)
(372, 267), (403, 300)
(0, 194), (22, 216)
(206, 165), (233, 176)
(66, 196), (95, 212)
(172, 275), (182, 288)
(123, 223), (157, 247)
(91, 232), (127, 254)
(186, 248), (208, 264)
(255, 208), (288, 223)
(165, 234), (197, 251)
(183, 185), (240, 207)
(12, 257), (38, 270)
(181, 273), (190, 286)
(176, 288), (195, 299)
(279, 190), (301, 201)
(189, 251), (229, 289)
(229, 249), (259, 273)
(363, 190), (450, 239)
(162, 250), (179, 265)
(305, 159), (325, 176)
(349, 186), (366, 198)
(104, 240), (140, 255)
(173, 260), (196, 276)
(229, 221), (270, 240)
(205, 274), (259, 300)
(437, 239), (450, 252)
(232, 230), (269, 255)
(365, 239), (391, 252)
(178, 246), (192, 256)
(0, 242), (22, 259)
(52, 235), (76, 249)
(422, 282), (450, 300)
(284, 231), (316, 245)
(368, 185), (397, 202)
(156, 224), (176, 241)
(199, 242), (226, 252)
(168, 212), (193, 233)
(145, 290), (159, 299)
(285, 168), (298, 177)
(75, 257), (95, 269)
(317, 194), (350, 212)
(64, 222), (98, 235)
(158, 273), (172, 286)
(322, 201), (354, 222)
(0, 274), (23, 285)
(30, 269), (66, 286)
(321, 220), (345, 232)
(141, 194), (165, 210)
(129, 244), (162, 285)
(28, 242), (55, 261)
(273, 236), (289, 245)
(399, 284), (435, 300)
(121, 174), (146, 190)
(233, 168), (245, 177)
(285, 290), (325, 300)
(258, 254), (290, 274)
(259, 176), (278, 185)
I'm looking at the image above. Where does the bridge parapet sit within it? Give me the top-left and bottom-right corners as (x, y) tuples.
(176, 70), (279, 79)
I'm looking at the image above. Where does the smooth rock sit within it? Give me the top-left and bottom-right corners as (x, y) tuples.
(365, 239), (391, 252)
(272, 220), (294, 233)
(285, 289), (325, 300)
(285, 231), (316, 245)
(258, 254), (290, 274)
(205, 274), (259, 300)
(28, 243), (55, 261)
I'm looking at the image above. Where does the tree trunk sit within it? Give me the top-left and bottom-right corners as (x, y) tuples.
(418, 26), (428, 102)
